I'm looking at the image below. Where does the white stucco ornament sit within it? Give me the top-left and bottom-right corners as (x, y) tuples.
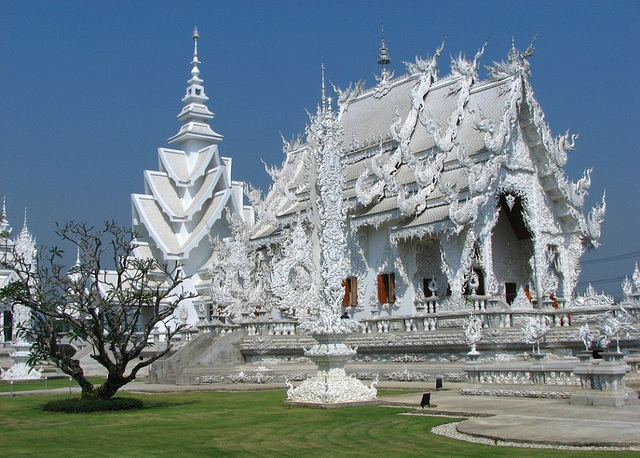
(463, 314), (483, 355)
(287, 70), (376, 403)
(521, 315), (550, 354)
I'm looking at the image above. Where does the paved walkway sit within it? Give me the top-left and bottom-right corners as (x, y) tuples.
(4, 380), (640, 448)
(379, 383), (640, 448)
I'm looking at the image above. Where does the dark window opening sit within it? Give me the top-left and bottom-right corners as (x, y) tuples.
(505, 282), (517, 305)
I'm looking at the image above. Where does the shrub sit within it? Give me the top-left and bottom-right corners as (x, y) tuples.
(43, 397), (144, 413)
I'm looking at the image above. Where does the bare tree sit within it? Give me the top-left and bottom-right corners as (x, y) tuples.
(0, 221), (195, 400)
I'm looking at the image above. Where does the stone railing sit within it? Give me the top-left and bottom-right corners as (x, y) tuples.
(188, 302), (640, 339)
(464, 358), (582, 387)
(462, 352), (638, 406)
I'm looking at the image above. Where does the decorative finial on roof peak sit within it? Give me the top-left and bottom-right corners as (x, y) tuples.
(193, 26), (199, 57)
(321, 63), (327, 111)
(377, 23), (391, 67)
(0, 196), (9, 236)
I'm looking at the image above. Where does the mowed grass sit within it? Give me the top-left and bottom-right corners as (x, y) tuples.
(0, 389), (633, 457)
(0, 376), (105, 393)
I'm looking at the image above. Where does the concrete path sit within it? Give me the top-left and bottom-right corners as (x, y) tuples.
(379, 383), (640, 448)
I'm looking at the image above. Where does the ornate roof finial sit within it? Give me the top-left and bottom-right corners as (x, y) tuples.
(168, 27), (222, 147)
(193, 26), (199, 58)
(321, 63), (327, 112)
(0, 196), (10, 237)
(20, 207), (30, 238)
(377, 24), (391, 67)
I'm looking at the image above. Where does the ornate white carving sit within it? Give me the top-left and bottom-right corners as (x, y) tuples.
(581, 192), (606, 247)
(598, 307), (636, 352)
(577, 323), (595, 352)
(286, 368), (378, 403)
(270, 216), (318, 320)
(633, 263), (640, 292)
(244, 183), (278, 227)
(570, 284), (614, 307)
(397, 151), (446, 217)
(622, 277), (634, 300)
(439, 229), (477, 299)
(355, 142), (400, 206)
(209, 214), (271, 322)
(286, 80), (375, 403)
(332, 80), (365, 113)
(521, 315), (550, 354)
(511, 286), (533, 310)
(487, 37), (536, 80)
(463, 314), (483, 354)
(373, 68), (394, 99)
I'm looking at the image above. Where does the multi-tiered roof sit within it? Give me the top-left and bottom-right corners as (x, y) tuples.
(132, 29), (249, 276)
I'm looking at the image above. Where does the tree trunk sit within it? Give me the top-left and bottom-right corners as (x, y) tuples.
(80, 374), (131, 400)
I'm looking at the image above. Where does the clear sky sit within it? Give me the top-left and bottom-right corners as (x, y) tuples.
(0, 1), (638, 298)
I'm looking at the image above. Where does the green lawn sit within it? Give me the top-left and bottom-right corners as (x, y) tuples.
(0, 376), (105, 393)
(0, 389), (632, 457)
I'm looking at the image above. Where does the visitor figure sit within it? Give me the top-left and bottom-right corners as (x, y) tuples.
(524, 285), (532, 302)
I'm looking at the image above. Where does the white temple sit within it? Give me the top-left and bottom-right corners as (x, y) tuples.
(131, 30), (637, 389)
(136, 31), (604, 326)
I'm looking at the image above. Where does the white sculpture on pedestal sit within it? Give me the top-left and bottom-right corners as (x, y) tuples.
(463, 314), (483, 355)
(286, 68), (377, 403)
(577, 323), (596, 352)
(521, 315), (550, 355)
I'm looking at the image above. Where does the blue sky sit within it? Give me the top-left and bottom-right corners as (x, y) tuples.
(0, 1), (638, 298)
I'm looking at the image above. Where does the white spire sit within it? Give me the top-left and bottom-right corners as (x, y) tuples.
(0, 197), (12, 240)
(15, 207), (36, 265)
(321, 63), (327, 112)
(168, 27), (222, 149)
(21, 207), (28, 234)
